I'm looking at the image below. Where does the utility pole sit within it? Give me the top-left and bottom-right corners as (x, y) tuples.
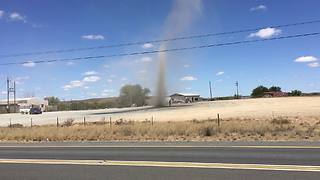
(14, 81), (16, 113)
(6, 77), (17, 113)
(235, 81), (239, 99)
(209, 81), (213, 100)
(7, 78), (9, 113)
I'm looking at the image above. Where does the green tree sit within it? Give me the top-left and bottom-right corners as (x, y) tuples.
(251, 85), (269, 98)
(290, 90), (302, 96)
(269, 86), (282, 92)
(119, 84), (150, 107)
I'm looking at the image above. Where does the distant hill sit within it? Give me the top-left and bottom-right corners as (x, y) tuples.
(49, 97), (119, 111)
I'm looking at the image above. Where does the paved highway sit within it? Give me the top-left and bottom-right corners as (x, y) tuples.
(0, 142), (320, 180)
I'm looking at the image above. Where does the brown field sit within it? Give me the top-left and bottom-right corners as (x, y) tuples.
(0, 96), (320, 141)
(1, 116), (320, 141)
(1, 96), (320, 127)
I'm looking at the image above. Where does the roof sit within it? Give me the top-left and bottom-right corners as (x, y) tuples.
(0, 97), (35, 102)
(170, 93), (200, 97)
(0, 97), (48, 104)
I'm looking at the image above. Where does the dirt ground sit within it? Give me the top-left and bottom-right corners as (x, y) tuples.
(1, 96), (320, 127)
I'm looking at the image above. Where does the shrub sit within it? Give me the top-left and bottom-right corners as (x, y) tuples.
(9, 123), (24, 128)
(62, 118), (74, 127)
(289, 90), (302, 96)
(271, 117), (290, 125)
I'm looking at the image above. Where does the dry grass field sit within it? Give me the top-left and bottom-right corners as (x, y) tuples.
(1, 96), (320, 127)
(1, 116), (320, 141)
(0, 96), (320, 141)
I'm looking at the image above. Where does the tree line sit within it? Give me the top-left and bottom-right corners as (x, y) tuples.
(251, 85), (302, 98)
(45, 84), (150, 111)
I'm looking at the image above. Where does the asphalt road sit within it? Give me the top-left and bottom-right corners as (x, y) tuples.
(0, 142), (320, 180)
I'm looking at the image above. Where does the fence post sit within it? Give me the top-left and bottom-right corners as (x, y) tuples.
(9, 119), (12, 128)
(217, 113), (220, 127)
(84, 117), (86, 126)
(56, 117), (59, 127)
(30, 118), (33, 128)
(151, 116), (154, 126)
(109, 117), (112, 126)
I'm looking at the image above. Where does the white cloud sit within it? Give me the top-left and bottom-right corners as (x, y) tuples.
(103, 64), (110, 68)
(83, 71), (98, 76)
(14, 76), (30, 84)
(142, 43), (154, 49)
(70, 80), (84, 87)
(103, 89), (115, 93)
(121, 77), (127, 81)
(107, 79), (113, 83)
(63, 80), (84, 90)
(83, 76), (101, 82)
(63, 75), (100, 90)
(183, 64), (190, 68)
(249, 28), (281, 39)
(180, 76), (197, 81)
(0, 10), (4, 18)
(82, 34), (104, 40)
(1, 91), (6, 95)
(9, 12), (26, 23)
(216, 71), (224, 76)
(308, 62), (320, 68)
(22, 61), (36, 67)
(294, 56), (318, 63)
(66, 61), (75, 66)
(15, 76), (30, 81)
(250, 5), (267, 11)
(140, 56), (152, 63)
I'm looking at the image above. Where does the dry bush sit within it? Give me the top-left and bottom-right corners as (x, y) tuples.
(271, 117), (291, 125)
(0, 117), (319, 141)
(62, 118), (74, 127)
(8, 124), (24, 128)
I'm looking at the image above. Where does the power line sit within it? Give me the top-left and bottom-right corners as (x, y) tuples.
(1, 19), (320, 58)
(0, 31), (319, 66)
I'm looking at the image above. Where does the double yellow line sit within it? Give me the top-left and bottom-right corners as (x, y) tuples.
(1, 159), (320, 172)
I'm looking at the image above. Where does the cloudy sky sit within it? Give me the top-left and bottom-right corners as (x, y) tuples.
(0, 0), (320, 100)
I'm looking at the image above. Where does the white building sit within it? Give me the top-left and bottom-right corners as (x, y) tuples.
(170, 93), (201, 103)
(0, 97), (48, 113)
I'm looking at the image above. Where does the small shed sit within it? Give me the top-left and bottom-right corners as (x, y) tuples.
(170, 93), (201, 103)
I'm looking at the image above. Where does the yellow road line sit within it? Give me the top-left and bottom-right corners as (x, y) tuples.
(0, 145), (320, 149)
(0, 159), (320, 172)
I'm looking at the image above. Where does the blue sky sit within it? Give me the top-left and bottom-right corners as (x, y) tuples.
(0, 0), (320, 100)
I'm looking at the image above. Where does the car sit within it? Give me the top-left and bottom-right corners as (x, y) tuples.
(29, 107), (42, 115)
(20, 108), (30, 114)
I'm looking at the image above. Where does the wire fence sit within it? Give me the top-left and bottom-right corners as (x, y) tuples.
(4, 115), (158, 128)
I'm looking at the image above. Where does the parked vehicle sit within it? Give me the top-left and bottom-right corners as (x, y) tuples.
(20, 108), (30, 114)
(29, 107), (42, 114)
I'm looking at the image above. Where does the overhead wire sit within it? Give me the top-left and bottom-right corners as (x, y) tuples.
(0, 19), (320, 58)
(0, 31), (319, 66)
